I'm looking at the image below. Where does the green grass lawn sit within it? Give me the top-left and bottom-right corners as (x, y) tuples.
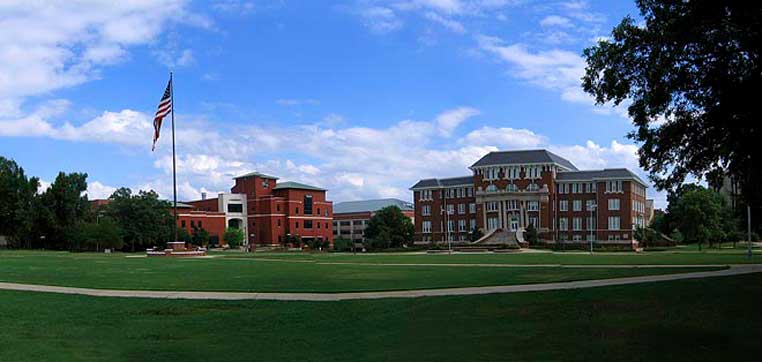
(1, 272), (761, 362)
(231, 247), (759, 265)
(0, 251), (722, 292)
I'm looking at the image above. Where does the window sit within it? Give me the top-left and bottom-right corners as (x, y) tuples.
(469, 203), (476, 214)
(420, 190), (433, 200)
(458, 219), (466, 232)
(573, 217), (582, 231)
(572, 183), (578, 193)
(304, 220), (313, 229)
(447, 204), (455, 215)
(191, 220), (195, 228)
(262, 180), (269, 188)
(227, 203), (243, 213)
(296, 221), (299, 229)
(527, 183), (539, 191)
(572, 200), (582, 211)
(573, 234), (582, 241)
(317, 208), (321, 215)
(422, 205), (431, 216)
(587, 234), (595, 242)
(422, 221), (432, 233)
(198, 221), (203, 228)
(586, 216), (596, 230)
(277, 219), (281, 227)
(529, 216), (538, 227)
(608, 216), (620, 230)
(527, 201), (539, 211)
(458, 204), (465, 215)
(606, 180), (623, 193)
(447, 220), (454, 232)
(487, 217), (499, 230)
(304, 195), (313, 214)
(559, 200), (568, 211)
(277, 204), (281, 212)
(608, 198), (620, 211)
(470, 219), (476, 229)
(486, 184), (498, 192)
(486, 201), (499, 212)
(296, 207), (299, 214)
(586, 200), (595, 211)
(506, 200), (518, 210)
(559, 217), (568, 231)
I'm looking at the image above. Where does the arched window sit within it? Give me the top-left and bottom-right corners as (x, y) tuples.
(486, 184), (498, 192)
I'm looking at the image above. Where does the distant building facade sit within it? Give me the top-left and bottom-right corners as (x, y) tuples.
(333, 198), (414, 242)
(184, 172), (334, 247)
(410, 150), (648, 246)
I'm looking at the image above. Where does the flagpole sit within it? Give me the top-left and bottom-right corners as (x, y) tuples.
(170, 71), (178, 243)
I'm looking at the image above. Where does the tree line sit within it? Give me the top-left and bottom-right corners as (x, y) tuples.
(0, 156), (175, 251)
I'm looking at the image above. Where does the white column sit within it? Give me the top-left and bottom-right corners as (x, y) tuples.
(498, 200), (504, 230)
(483, 202), (488, 231)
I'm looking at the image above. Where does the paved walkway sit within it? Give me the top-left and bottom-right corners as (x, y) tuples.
(0, 265), (760, 301)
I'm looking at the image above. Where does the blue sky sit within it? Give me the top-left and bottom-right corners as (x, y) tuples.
(0, 0), (664, 206)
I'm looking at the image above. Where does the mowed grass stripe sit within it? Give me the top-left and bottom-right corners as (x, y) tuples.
(0, 251), (722, 293)
(0, 273), (761, 361)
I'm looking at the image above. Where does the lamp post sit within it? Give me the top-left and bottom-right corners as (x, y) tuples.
(589, 203), (597, 254)
(748, 205), (752, 260)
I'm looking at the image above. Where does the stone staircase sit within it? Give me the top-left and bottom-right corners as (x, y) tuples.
(472, 228), (521, 249)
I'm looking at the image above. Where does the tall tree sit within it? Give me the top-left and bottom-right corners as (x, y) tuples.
(105, 188), (174, 251)
(37, 172), (90, 249)
(669, 186), (726, 245)
(582, 1), (762, 218)
(363, 206), (414, 249)
(0, 156), (39, 247)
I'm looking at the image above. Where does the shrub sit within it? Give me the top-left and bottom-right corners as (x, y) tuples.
(223, 227), (244, 248)
(333, 237), (353, 252)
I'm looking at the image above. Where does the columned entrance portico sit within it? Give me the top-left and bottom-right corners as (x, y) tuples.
(475, 186), (551, 235)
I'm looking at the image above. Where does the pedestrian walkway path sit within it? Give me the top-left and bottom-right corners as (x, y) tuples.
(0, 265), (759, 301)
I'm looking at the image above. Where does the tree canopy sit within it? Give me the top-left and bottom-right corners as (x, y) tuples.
(582, 1), (761, 211)
(104, 188), (174, 251)
(363, 206), (414, 249)
(0, 156), (39, 247)
(36, 172), (90, 249)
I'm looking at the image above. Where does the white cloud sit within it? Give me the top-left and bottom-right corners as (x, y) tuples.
(424, 12), (466, 33)
(435, 106), (480, 136)
(276, 98), (321, 106)
(540, 15), (572, 28)
(359, 6), (403, 33)
(0, 103), (153, 146)
(86, 181), (117, 200)
(0, 1), (201, 101)
(460, 126), (545, 149)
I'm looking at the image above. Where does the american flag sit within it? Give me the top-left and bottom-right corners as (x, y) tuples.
(152, 78), (172, 151)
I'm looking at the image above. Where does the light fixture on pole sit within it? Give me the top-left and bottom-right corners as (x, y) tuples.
(589, 203), (597, 254)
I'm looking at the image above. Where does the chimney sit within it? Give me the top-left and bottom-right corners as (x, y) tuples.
(201, 192), (207, 200)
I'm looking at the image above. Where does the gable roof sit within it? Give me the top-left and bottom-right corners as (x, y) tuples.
(234, 171), (279, 180)
(410, 175), (473, 190)
(334, 198), (414, 214)
(556, 168), (648, 186)
(470, 149), (578, 171)
(273, 181), (325, 191)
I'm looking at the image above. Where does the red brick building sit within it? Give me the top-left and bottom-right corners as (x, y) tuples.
(410, 150), (650, 247)
(183, 172), (334, 247)
(173, 202), (227, 244)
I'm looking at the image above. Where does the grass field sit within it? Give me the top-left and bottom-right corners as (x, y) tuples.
(0, 250), (730, 292)
(1, 272), (761, 362)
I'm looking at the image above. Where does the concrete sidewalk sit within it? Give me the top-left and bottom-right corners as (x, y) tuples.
(0, 265), (760, 301)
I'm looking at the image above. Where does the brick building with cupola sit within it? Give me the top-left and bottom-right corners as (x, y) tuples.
(410, 149), (651, 248)
(183, 172), (333, 247)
